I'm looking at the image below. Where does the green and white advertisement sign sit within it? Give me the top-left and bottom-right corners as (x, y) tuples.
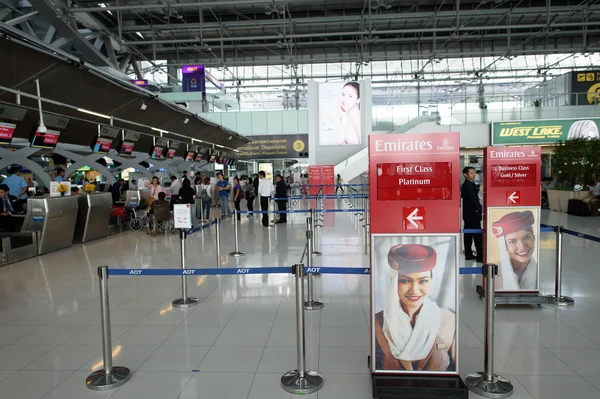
(492, 118), (600, 145)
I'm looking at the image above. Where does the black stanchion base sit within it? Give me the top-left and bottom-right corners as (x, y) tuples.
(371, 373), (468, 399)
(476, 285), (548, 308)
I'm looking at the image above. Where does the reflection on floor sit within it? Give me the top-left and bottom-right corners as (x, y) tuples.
(0, 203), (599, 399)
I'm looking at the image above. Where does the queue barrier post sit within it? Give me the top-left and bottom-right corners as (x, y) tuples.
(172, 229), (199, 308)
(229, 210), (246, 258)
(305, 214), (324, 311)
(363, 197), (369, 256)
(215, 217), (222, 268)
(281, 263), (324, 394)
(466, 263), (514, 398)
(86, 266), (131, 391)
(311, 208), (322, 257)
(546, 226), (575, 306)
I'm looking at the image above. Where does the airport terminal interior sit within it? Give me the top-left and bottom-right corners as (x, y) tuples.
(1, 0), (600, 398)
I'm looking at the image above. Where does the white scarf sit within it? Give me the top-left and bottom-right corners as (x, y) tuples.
(382, 269), (440, 361)
(498, 239), (537, 290)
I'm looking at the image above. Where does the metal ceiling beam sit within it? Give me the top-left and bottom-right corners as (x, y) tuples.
(110, 5), (599, 33)
(124, 21), (598, 45)
(4, 10), (39, 26)
(68, 0), (286, 13)
(27, 0), (116, 67)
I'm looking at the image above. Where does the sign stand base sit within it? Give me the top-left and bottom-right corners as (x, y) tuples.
(476, 285), (548, 307)
(371, 372), (468, 399)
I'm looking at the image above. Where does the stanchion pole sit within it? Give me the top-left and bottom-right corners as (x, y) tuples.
(215, 217), (222, 268)
(229, 210), (245, 257)
(172, 229), (199, 308)
(363, 198), (368, 256)
(466, 264), (514, 398)
(546, 226), (574, 306)
(281, 263), (324, 394)
(305, 214), (324, 310)
(311, 209), (322, 257)
(86, 266), (131, 391)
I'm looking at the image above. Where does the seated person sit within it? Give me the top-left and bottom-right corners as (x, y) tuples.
(0, 184), (16, 232)
(71, 187), (80, 195)
(148, 192), (168, 215)
(585, 179), (600, 216)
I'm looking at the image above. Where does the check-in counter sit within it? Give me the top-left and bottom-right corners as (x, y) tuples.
(73, 192), (113, 243)
(124, 189), (151, 208)
(21, 196), (79, 255)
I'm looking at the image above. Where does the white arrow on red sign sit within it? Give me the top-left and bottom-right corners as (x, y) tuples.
(508, 191), (520, 204)
(407, 208), (424, 228)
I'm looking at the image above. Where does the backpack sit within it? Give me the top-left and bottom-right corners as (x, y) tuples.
(237, 184), (245, 199)
(201, 185), (210, 201)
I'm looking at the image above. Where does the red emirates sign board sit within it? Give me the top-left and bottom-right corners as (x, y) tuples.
(369, 133), (461, 234)
(484, 147), (541, 207)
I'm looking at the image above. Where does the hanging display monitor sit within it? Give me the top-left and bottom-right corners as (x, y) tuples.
(0, 122), (17, 146)
(91, 136), (113, 154)
(30, 127), (61, 149)
(185, 151), (195, 162)
(484, 146), (541, 294)
(118, 141), (135, 156)
(150, 146), (165, 159)
(369, 132), (460, 376)
(166, 148), (177, 159)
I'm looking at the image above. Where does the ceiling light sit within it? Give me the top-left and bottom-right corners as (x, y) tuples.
(140, 102), (147, 111)
(183, 118), (189, 124)
(135, 32), (144, 39)
(77, 108), (111, 119)
(228, 136), (232, 140)
(98, 3), (113, 15)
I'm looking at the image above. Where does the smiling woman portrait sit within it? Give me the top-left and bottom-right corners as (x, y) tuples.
(490, 210), (538, 291)
(374, 243), (456, 372)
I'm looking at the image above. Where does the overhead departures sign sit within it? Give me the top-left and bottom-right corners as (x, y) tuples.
(492, 118), (600, 145)
(235, 134), (308, 160)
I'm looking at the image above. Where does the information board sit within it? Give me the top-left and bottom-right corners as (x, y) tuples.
(369, 133), (460, 376)
(484, 146), (541, 293)
(173, 204), (192, 229)
(0, 122), (16, 145)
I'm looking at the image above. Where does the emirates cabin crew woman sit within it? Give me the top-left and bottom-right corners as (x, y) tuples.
(374, 244), (456, 372)
(491, 210), (537, 290)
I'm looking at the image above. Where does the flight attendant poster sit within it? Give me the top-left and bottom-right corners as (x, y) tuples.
(371, 234), (459, 374)
(486, 207), (541, 292)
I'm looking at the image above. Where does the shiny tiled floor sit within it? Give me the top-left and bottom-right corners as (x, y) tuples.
(0, 201), (599, 399)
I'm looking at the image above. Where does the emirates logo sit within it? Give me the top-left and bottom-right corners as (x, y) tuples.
(442, 138), (450, 147)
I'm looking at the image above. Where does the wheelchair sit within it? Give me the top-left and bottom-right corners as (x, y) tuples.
(147, 202), (174, 235)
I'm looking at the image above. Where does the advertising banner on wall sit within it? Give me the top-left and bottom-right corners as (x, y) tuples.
(318, 81), (362, 146)
(236, 134), (308, 160)
(369, 133), (460, 376)
(483, 146), (541, 294)
(258, 162), (273, 182)
(492, 118), (600, 145)
(571, 70), (600, 105)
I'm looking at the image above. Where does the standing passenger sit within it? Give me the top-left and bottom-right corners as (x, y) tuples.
(461, 167), (483, 263)
(258, 171), (273, 227)
(275, 174), (287, 224)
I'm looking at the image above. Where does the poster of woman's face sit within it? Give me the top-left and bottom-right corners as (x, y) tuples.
(318, 81), (362, 146)
(487, 207), (540, 292)
(371, 234), (458, 374)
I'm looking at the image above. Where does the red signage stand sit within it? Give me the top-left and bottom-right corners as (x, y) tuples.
(479, 146), (546, 305)
(368, 133), (467, 398)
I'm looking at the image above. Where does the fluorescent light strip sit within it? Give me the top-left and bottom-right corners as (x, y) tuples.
(77, 108), (111, 119)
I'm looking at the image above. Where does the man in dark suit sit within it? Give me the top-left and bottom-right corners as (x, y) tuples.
(275, 174), (288, 223)
(461, 167), (483, 262)
(0, 184), (16, 232)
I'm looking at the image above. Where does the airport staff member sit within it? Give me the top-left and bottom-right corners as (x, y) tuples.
(0, 184), (15, 232)
(55, 168), (66, 182)
(2, 166), (28, 213)
(258, 171), (273, 227)
(461, 166), (483, 263)
(374, 244), (456, 371)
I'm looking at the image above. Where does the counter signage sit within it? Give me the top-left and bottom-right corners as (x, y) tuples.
(484, 146), (541, 294)
(369, 132), (460, 377)
(321, 164), (335, 195)
(50, 181), (71, 197)
(308, 165), (322, 195)
(173, 204), (192, 229)
(0, 122), (16, 145)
